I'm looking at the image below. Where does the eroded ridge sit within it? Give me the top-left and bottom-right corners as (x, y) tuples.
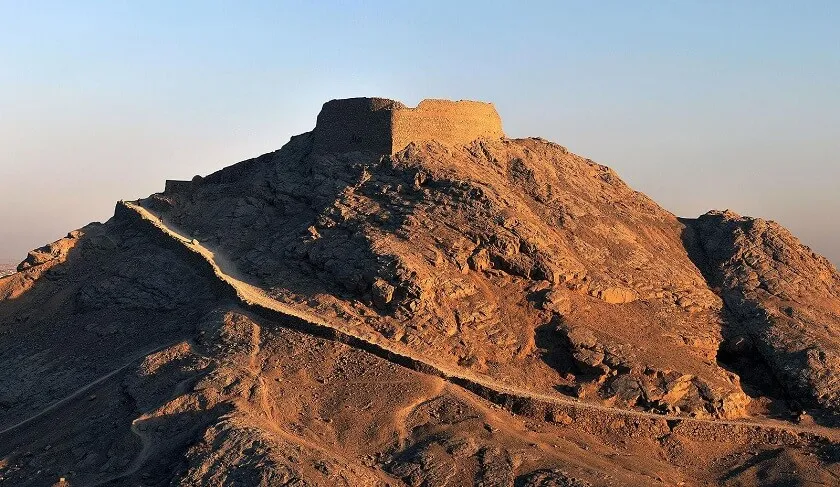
(116, 201), (839, 447)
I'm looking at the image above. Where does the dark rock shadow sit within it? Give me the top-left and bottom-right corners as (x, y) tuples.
(109, 403), (232, 486)
(0, 215), (220, 431)
(720, 448), (786, 484)
(0, 346), (229, 487)
(143, 136), (430, 312)
(534, 320), (579, 396)
(515, 468), (592, 487)
(678, 218), (797, 421)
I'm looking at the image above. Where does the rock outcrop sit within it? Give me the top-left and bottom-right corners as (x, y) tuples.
(686, 210), (840, 421)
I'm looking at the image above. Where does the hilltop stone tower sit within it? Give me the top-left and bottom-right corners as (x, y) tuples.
(164, 97), (505, 193)
(312, 97), (505, 155)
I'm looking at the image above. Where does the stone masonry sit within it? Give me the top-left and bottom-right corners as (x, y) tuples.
(312, 97), (504, 154)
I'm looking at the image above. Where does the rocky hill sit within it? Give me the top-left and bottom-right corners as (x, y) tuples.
(0, 98), (837, 486)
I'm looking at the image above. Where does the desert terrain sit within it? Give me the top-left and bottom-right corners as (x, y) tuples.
(0, 98), (837, 486)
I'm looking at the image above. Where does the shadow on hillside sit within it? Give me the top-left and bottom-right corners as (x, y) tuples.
(0, 332), (230, 486)
(0, 215), (223, 432)
(146, 142), (456, 312)
(533, 320), (580, 396)
(677, 217), (803, 422)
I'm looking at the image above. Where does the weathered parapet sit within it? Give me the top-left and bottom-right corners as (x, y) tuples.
(390, 99), (503, 153)
(312, 97), (504, 154)
(164, 175), (204, 195)
(164, 180), (192, 193)
(312, 98), (398, 155)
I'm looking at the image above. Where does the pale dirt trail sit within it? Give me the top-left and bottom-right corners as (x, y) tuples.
(122, 201), (840, 443)
(394, 377), (446, 449)
(92, 341), (207, 486)
(0, 341), (183, 437)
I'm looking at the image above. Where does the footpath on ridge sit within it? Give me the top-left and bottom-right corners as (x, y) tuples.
(116, 200), (839, 447)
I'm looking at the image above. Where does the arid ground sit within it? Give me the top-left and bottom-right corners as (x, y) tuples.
(1, 98), (837, 486)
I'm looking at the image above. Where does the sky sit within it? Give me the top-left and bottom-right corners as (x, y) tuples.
(1, 1), (838, 265)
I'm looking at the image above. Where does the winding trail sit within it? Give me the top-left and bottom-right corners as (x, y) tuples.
(0, 341), (182, 437)
(394, 378), (445, 448)
(92, 341), (207, 486)
(118, 201), (839, 446)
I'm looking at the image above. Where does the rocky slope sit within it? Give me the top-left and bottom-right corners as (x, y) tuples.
(0, 263), (15, 278)
(686, 211), (840, 422)
(146, 133), (751, 421)
(0, 98), (837, 486)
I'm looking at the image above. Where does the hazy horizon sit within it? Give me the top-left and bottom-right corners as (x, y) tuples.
(2, 2), (838, 266)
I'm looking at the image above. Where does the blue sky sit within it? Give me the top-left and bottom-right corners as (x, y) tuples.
(1, 1), (838, 263)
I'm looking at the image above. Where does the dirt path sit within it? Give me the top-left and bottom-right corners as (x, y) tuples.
(92, 342), (206, 486)
(0, 341), (182, 437)
(121, 201), (840, 444)
(249, 321), (262, 373)
(394, 377), (445, 448)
